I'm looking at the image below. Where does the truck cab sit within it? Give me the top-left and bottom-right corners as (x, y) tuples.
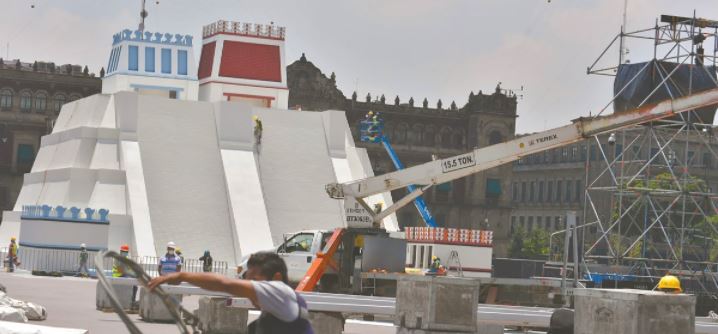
(276, 230), (336, 284)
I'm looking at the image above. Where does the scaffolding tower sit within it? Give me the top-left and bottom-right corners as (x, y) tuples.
(581, 14), (718, 300)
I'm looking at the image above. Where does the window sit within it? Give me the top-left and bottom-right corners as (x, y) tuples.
(529, 181), (535, 202)
(519, 216), (525, 229)
(441, 130), (452, 148)
(145, 47), (156, 72)
(556, 180), (563, 202)
(489, 131), (503, 145)
(279, 233), (314, 253)
(169, 90), (178, 99)
(521, 182), (527, 202)
(486, 178), (501, 205)
(0, 89), (12, 109)
(590, 145), (597, 161)
(424, 127), (435, 146)
(545, 216), (553, 230)
(538, 181), (544, 202)
(394, 125), (407, 144)
(632, 145), (641, 160)
(512, 182), (519, 202)
(53, 95), (66, 113)
(537, 216), (543, 229)
(561, 147), (568, 162)
(571, 146), (578, 161)
(528, 216), (534, 232)
(161, 48), (172, 74)
(575, 180), (582, 202)
(19, 91), (32, 111)
(547, 181), (554, 203)
(34, 93), (47, 112)
(435, 182), (451, 202)
(580, 144), (587, 161)
(688, 151), (695, 166)
(511, 216), (516, 233)
(128, 45), (139, 71)
(452, 133), (463, 147)
(555, 216), (562, 230)
(704, 152), (712, 168)
(178, 50), (188, 75)
(17, 144), (35, 173)
(565, 180), (572, 202)
(615, 144), (623, 157)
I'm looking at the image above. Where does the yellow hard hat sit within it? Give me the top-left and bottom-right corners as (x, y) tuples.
(252, 115), (259, 121)
(658, 275), (682, 292)
(10, 236), (16, 241)
(432, 255), (438, 261)
(367, 111), (374, 115)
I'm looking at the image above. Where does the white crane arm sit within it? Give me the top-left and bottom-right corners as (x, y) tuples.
(327, 88), (718, 202)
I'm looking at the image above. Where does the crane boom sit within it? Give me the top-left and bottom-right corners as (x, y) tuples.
(326, 88), (718, 221)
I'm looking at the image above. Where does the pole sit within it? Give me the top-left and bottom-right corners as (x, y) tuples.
(560, 215), (569, 305)
(571, 212), (579, 290)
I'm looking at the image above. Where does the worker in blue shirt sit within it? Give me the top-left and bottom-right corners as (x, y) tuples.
(158, 241), (182, 276)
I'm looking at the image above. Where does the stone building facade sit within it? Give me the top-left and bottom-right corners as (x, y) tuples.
(287, 54), (518, 255)
(0, 59), (101, 216)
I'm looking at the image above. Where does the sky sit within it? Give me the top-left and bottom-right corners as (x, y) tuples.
(0, 0), (716, 133)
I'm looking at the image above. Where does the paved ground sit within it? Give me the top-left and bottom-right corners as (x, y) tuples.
(0, 271), (397, 333)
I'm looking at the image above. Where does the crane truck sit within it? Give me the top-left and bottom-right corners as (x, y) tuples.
(271, 88), (718, 294)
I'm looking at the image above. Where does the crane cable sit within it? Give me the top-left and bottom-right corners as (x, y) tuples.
(94, 250), (201, 334)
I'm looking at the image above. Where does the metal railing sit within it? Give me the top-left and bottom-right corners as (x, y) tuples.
(3, 247), (229, 277)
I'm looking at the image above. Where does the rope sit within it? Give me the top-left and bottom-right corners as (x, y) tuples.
(93, 250), (201, 334)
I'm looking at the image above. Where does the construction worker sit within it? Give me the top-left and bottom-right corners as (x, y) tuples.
(77, 243), (89, 277)
(253, 115), (263, 146)
(112, 244), (131, 277)
(657, 274), (682, 294)
(112, 244), (138, 310)
(149, 251), (314, 334)
(199, 250), (213, 273)
(6, 237), (18, 273)
(158, 241), (182, 276)
(176, 247), (185, 264)
(429, 255), (441, 273)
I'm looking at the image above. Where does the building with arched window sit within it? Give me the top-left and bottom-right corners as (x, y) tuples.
(0, 59), (101, 217)
(287, 56), (518, 256)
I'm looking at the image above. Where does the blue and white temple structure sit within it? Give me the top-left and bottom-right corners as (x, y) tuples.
(0, 22), (396, 265)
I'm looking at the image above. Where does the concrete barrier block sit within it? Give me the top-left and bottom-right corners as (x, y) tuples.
(395, 328), (465, 334)
(196, 296), (248, 334)
(96, 281), (134, 310)
(476, 323), (504, 334)
(395, 275), (479, 332)
(138, 287), (183, 323)
(574, 288), (695, 334)
(307, 311), (344, 334)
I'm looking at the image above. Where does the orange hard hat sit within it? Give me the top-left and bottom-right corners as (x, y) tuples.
(120, 244), (129, 252)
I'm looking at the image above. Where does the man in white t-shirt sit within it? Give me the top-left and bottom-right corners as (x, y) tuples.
(148, 252), (314, 334)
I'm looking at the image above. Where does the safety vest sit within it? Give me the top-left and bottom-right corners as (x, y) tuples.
(8, 243), (17, 257)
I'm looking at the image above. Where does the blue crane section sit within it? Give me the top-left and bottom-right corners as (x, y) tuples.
(359, 112), (437, 227)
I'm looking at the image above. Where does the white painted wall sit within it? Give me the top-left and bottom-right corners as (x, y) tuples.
(0, 91), (389, 266)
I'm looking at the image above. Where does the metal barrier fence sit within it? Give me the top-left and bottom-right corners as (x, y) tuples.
(1, 246), (229, 277)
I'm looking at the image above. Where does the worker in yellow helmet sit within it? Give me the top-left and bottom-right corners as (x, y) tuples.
(253, 115), (263, 146)
(657, 274), (682, 294)
(7, 237), (18, 272)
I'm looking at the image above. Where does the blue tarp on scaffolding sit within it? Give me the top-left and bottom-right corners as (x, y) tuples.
(613, 60), (718, 124)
